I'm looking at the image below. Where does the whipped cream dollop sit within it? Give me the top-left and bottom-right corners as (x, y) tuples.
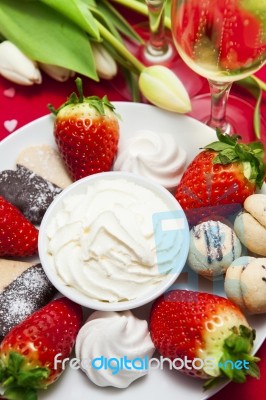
(75, 310), (155, 388)
(46, 178), (183, 302)
(113, 130), (187, 191)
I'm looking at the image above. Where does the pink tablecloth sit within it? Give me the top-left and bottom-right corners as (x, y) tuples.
(0, 63), (266, 399)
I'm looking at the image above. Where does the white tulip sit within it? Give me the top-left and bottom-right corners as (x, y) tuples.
(0, 41), (42, 85)
(39, 63), (75, 82)
(91, 43), (117, 80)
(139, 65), (191, 113)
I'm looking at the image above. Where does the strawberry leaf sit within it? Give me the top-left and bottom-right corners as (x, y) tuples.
(204, 325), (260, 390)
(5, 353), (24, 377)
(49, 77), (118, 116)
(204, 129), (266, 188)
(246, 361), (260, 379)
(16, 368), (49, 388)
(0, 351), (50, 400)
(204, 142), (232, 151)
(215, 129), (240, 146)
(3, 387), (37, 400)
(0, 360), (6, 381)
(213, 150), (237, 164)
(203, 376), (226, 391)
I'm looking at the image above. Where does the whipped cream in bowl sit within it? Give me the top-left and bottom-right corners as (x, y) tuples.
(113, 129), (187, 192)
(38, 171), (189, 311)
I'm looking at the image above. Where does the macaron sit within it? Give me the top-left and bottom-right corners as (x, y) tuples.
(225, 256), (266, 314)
(188, 220), (242, 278)
(234, 194), (266, 256)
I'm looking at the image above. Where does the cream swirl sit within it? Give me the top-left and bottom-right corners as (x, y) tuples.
(75, 310), (155, 388)
(113, 130), (187, 190)
(46, 178), (182, 302)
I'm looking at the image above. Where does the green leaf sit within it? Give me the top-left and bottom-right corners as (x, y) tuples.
(4, 387), (37, 400)
(124, 70), (141, 102)
(236, 75), (266, 139)
(97, 0), (144, 44)
(6, 353), (24, 377)
(90, 6), (124, 43)
(16, 368), (49, 388)
(246, 362), (260, 379)
(41, 0), (100, 40)
(203, 376), (226, 391)
(204, 142), (232, 152)
(213, 148), (237, 165)
(206, 128), (266, 187)
(0, 0), (98, 80)
(216, 129), (240, 146)
(0, 359), (7, 382)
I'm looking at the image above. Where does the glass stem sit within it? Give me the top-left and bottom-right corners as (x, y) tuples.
(207, 80), (233, 134)
(144, 0), (172, 61)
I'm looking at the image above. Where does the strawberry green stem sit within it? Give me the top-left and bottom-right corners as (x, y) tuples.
(75, 77), (84, 103)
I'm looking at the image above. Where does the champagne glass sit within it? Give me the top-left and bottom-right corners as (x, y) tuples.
(140, 0), (174, 63)
(111, 0), (203, 99)
(171, 0), (266, 135)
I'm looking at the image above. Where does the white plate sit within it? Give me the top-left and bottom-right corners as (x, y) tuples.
(0, 102), (265, 400)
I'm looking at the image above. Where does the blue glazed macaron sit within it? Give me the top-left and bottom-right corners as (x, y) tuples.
(187, 220), (242, 278)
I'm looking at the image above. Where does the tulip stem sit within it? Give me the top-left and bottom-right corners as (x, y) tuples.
(110, 0), (171, 29)
(95, 20), (145, 74)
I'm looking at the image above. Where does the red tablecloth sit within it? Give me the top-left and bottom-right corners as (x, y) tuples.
(0, 65), (266, 400)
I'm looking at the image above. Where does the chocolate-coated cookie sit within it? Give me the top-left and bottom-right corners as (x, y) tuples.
(0, 165), (61, 224)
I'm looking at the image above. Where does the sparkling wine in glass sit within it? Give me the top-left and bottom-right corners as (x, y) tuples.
(171, 0), (266, 134)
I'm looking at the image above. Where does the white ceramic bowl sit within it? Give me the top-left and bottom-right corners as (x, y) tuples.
(38, 171), (189, 311)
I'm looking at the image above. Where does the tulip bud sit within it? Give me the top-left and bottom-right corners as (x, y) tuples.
(0, 41), (42, 85)
(139, 65), (191, 113)
(91, 43), (117, 80)
(39, 63), (75, 82)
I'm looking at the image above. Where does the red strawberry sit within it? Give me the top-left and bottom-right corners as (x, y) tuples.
(0, 297), (83, 400)
(150, 290), (260, 388)
(0, 196), (38, 257)
(175, 130), (266, 225)
(49, 77), (119, 181)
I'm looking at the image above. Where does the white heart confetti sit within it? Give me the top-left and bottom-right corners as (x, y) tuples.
(3, 87), (16, 98)
(4, 119), (18, 133)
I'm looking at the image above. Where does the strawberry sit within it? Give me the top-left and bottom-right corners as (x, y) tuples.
(175, 130), (266, 225)
(149, 290), (260, 388)
(0, 297), (83, 400)
(0, 196), (38, 257)
(49, 77), (119, 181)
